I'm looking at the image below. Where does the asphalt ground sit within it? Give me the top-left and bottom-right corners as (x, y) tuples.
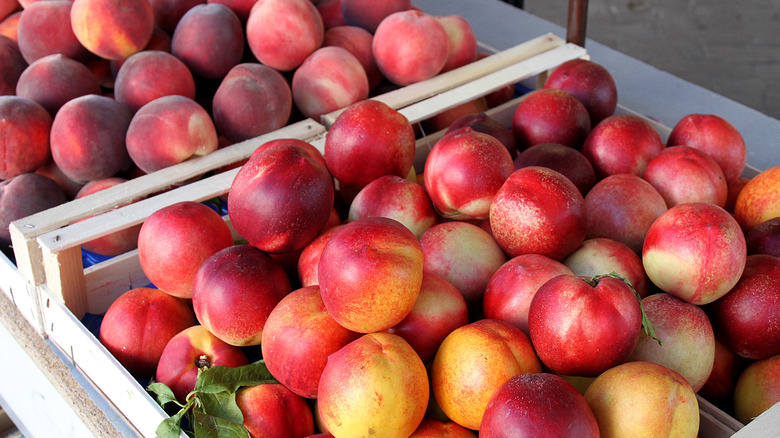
(521, 0), (780, 121)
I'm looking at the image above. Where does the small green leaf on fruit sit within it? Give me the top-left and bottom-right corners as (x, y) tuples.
(199, 391), (244, 425)
(155, 407), (188, 438)
(194, 361), (278, 394)
(192, 408), (251, 438)
(148, 381), (180, 408)
(600, 272), (663, 346)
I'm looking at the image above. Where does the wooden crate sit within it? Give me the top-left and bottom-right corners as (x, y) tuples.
(0, 33), (589, 437)
(2, 29), (768, 437)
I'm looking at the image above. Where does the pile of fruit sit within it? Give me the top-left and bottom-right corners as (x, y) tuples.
(2, 0), (780, 437)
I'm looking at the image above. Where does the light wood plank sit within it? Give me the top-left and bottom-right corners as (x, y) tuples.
(40, 285), (182, 438)
(320, 32), (567, 127)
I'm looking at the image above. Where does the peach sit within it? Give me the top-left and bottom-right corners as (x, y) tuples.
(297, 225), (343, 287)
(170, 3), (243, 80)
(316, 0), (344, 29)
(384, 272), (469, 363)
(0, 35), (24, 95)
(420, 97), (489, 134)
(192, 244), (291, 347)
(70, 0), (154, 60)
(207, 0), (256, 23)
(446, 112), (517, 159)
(148, 0), (205, 34)
(323, 25), (382, 90)
(347, 174), (438, 239)
(114, 50), (196, 113)
(155, 325), (248, 402)
(16, 0), (91, 64)
(212, 63), (292, 143)
(246, 0), (324, 72)
(583, 173), (668, 254)
(490, 166), (586, 261)
(628, 292), (716, 392)
(109, 26), (173, 78)
(643, 145), (728, 208)
(228, 143), (335, 254)
(324, 99), (416, 189)
(423, 127), (513, 221)
(125, 95), (218, 173)
(292, 46), (369, 121)
(582, 113), (665, 179)
(431, 319), (542, 430)
(0, 95), (52, 180)
(562, 237), (650, 298)
(137, 201), (234, 298)
(543, 58), (618, 125)
(513, 142), (596, 196)
(643, 202), (747, 305)
(15, 53), (101, 115)
(482, 253), (574, 335)
(50, 94), (133, 182)
(74, 178), (142, 256)
(372, 10), (449, 86)
(318, 217), (423, 333)
(698, 337), (749, 405)
(734, 165), (780, 232)
(746, 217), (780, 257)
(0, 173), (67, 247)
(481, 373), (600, 437)
(261, 285), (360, 398)
(667, 113), (747, 183)
(733, 355), (780, 425)
(35, 159), (86, 200)
(511, 88), (591, 150)
(419, 221), (507, 310)
(98, 287), (197, 378)
(237, 383), (315, 437)
(437, 14), (478, 73)
(708, 254), (780, 360)
(409, 419), (476, 437)
(584, 361), (699, 437)
(340, 0), (410, 33)
(726, 176), (750, 213)
(317, 332), (429, 438)
(0, 10), (20, 43)
(0, 0), (18, 22)
(249, 137), (327, 168)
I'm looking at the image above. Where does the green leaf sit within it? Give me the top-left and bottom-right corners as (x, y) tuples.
(155, 406), (188, 438)
(199, 391), (244, 424)
(194, 361), (278, 395)
(192, 408), (251, 438)
(148, 382), (181, 408)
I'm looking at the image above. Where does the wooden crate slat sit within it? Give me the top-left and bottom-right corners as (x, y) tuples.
(38, 285), (182, 438)
(41, 245), (88, 319)
(320, 32), (568, 127)
(0, 252), (44, 333)
(83, 250), (148, 316)
(698, 395), (744, 437)
(399, 42), (587, 126)
(9, 119), (326, 286)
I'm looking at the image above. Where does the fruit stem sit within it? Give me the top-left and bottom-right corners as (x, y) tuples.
(589, 272), (662, 346)
(195, 354), (211, 371)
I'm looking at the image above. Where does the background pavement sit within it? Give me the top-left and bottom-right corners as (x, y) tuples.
(519, 0), (780, 121)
